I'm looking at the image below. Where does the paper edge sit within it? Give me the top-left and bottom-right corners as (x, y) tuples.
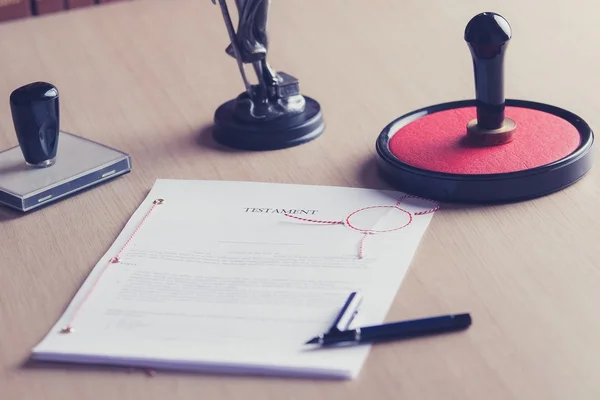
(29, 351), (358, 380)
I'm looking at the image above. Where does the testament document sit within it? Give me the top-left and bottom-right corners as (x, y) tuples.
(32, 179), (438, 379)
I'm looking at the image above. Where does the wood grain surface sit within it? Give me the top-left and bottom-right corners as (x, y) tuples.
(1, 0), (599, 399)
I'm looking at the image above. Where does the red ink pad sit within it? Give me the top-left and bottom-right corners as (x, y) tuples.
(375, 12), (593, 203)
(388, 106), (581, 175)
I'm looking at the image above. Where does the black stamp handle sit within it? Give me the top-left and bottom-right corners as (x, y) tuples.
(464, 12), (512, 130)
(10, 82), (60, 167)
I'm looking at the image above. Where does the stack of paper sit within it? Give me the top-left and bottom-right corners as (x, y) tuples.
(31, 179), (438, 379)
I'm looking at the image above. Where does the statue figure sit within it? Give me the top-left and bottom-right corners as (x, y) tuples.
(224, 0), (278, 98)
(210, 0), (325, 150)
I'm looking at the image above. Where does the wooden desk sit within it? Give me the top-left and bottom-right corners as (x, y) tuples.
(1, 0), (599, 398)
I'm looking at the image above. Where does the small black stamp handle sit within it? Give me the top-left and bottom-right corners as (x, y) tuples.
(10, 82), (60, 167)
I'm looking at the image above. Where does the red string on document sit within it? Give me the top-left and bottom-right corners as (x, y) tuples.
(59, 198), (164, 335)
(284, 194), (439, 258)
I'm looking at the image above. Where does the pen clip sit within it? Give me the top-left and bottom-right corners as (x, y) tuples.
(327, 292), (363, 333)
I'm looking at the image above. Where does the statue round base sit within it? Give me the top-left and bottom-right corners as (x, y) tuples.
(213, 96), (325, 151)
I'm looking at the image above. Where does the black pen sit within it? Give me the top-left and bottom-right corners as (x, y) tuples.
(306, 313), (472, 347)
(326, 292), (363, 333)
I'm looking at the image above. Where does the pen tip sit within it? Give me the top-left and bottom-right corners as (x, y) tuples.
(305, 337), (318, 345)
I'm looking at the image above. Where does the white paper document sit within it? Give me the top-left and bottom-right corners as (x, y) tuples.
(31, 179), (438, 379)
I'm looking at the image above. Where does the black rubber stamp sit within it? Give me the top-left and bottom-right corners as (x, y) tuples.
(0, 82), (131, 212)
(374, 12), (594, 204)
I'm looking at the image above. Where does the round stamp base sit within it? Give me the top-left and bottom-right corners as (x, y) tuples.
(375, 99), (594, 204)
(213, 96), (325, 151)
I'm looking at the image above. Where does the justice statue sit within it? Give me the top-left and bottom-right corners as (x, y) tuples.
(210, 0), (325, 150)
